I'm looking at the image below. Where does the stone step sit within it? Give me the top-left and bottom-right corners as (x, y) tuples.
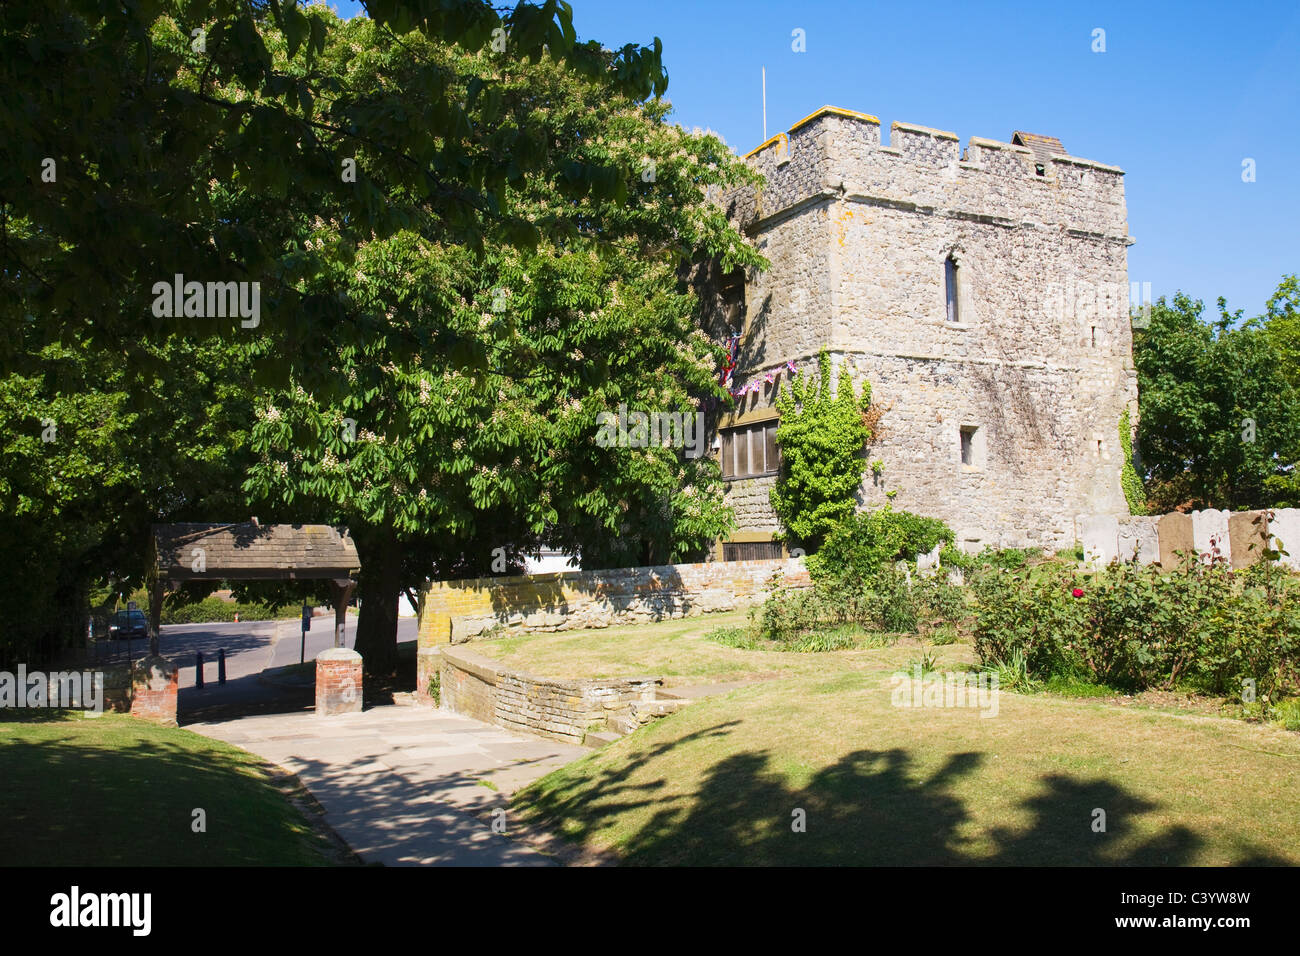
(583, 729), (622, 748)
(605, 712), (638, 735)
(630, 699), (688, 720)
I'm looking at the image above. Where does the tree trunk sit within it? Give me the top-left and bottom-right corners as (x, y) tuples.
(353, 523), (401, 677)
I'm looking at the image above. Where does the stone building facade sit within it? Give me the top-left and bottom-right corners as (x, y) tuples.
(711, 106), (1138, 554)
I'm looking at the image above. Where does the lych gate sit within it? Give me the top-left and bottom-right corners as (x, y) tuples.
(147, 521), (361, 655)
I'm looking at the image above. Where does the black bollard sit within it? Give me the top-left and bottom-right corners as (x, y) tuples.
(218, 648), (227, 685)
(196, 651), (204, 689)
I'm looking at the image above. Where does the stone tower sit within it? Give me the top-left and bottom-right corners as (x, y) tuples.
(712, 106), (1138, 555)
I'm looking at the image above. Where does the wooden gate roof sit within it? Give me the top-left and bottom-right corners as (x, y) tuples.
(151, 522), (360, 582)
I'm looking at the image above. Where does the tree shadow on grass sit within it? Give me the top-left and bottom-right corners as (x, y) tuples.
(521, 723), (1293, 866)
(0, 722), (337, 866)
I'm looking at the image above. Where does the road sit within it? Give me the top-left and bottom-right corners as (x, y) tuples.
(91, 613), (418, 723)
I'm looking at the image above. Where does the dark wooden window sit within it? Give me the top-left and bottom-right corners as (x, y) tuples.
(720, 420), (779, 479)
(722, 540), (784, 561)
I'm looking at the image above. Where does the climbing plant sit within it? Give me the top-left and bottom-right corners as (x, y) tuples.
(1118, 407), (1148, 515)
(769, 348), (873, 552)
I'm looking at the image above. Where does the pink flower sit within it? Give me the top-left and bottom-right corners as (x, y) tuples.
(1071, 588), (1085, 598)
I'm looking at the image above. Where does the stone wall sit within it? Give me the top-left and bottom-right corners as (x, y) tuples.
(725, 474), (781, 531)
(717, 107), (1136, 551)
(1078, 508), (1300, 570)
(437, 645), (661, 745)
(416, 557), (808, 698)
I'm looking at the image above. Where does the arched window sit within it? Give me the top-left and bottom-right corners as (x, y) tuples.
(944, 255), (960, 323)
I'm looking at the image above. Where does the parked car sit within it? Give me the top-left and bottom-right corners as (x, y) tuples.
(108, 609), (149, 641)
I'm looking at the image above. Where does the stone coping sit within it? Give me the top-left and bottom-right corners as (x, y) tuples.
(890, 120), (960, 140)
(439, 644), (661, 695)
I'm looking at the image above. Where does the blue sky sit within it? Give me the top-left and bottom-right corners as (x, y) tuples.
(330, 0), (1298, 316)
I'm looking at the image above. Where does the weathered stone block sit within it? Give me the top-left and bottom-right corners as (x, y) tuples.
(1228, 510), (1270, 568)
(1157, 512), (1194, 567)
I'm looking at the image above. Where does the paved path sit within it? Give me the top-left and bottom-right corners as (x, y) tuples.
(191, 699), (586, 866)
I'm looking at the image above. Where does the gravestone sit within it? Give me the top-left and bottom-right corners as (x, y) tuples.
(1117, 515), (1159, 565)
(1191, 509), (1231, 563)
(1157, 512), (1194, 568)
(1268, 508), (1300, 570)
(1227, 511), (1270, 569)
(1078, 514), (1119, 567)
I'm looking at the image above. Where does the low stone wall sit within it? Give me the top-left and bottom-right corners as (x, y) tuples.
(1077, 508), (1300, 570)
(416, 557), (807, 698)
(437, 645), (660, 744)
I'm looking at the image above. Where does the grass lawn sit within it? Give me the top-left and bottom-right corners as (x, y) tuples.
(500, 616), (1300, 866)
(0, 712), (344, 865)
(474, 609), (954, 684)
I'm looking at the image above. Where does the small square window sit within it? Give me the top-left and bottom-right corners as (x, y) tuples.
(1035, 163), (1046, 177)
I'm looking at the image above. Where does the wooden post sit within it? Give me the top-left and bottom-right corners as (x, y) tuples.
(147, 578), (168, 657)
(329, 578), (356, 649)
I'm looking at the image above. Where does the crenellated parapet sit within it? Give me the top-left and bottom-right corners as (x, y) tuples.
(733, 106), (1127, 243)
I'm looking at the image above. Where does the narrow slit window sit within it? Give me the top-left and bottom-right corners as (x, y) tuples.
(945, 256), (960, 323)
(960, 426), (976, 466)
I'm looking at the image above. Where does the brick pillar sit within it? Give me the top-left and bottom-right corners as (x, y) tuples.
(315, 647), (363, 716)
(130, 655), (178, 726)
(416, 647), (441, 705)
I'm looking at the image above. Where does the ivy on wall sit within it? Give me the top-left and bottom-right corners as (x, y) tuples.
(769, 348), (873, 551)
(1119, 407), (1148, 515)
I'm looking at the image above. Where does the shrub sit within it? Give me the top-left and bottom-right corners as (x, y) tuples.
(972, 563), (1081, 676)
(972, 554), (1300, 698)
(160, 597), (291, 625)
(807, 506), (954, 589)
(753, 577), (844, 642)
(759, 508), (962, 641)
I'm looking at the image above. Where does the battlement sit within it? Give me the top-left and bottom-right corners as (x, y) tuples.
(732, 106), (1127, 240)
